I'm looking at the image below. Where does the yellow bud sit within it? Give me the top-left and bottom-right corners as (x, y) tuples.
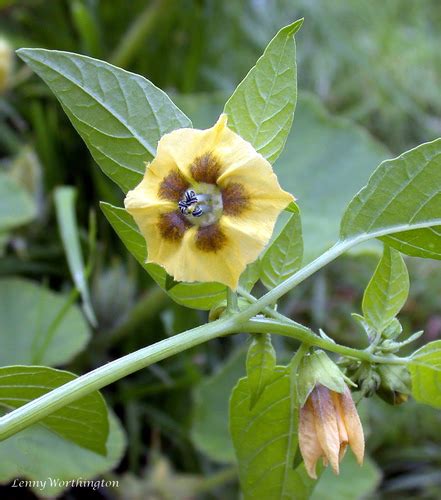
(0, 37), (13, 93)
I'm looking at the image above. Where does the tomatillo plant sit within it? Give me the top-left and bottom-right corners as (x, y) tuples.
(2, 18), (441, 499)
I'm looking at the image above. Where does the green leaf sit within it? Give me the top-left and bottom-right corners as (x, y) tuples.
(409, 340), (441, 409)
(17, 48), (191, 192)
(0, 278), (90, 366)
(311, 452), (381, 500)
(0, 172), (36, 232)
(362, 245), (409, 333)
(224, 19), (303, 164)
(192, 347), (246, 463)
(164, 273), (180, 291)
(261, 204), (303, 289)
(0, 365), (109, 455)
(246, 334), (276, 409)
(100, 202), (226, 310)
(0, 409), (125, 498)
(230, 367), (315, 499)
(382, 228), (441, 260)
(341, 139), (441, 257)
(54, 186), (97, 326)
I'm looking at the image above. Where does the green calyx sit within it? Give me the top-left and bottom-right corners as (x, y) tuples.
(296, 350), (347, 406)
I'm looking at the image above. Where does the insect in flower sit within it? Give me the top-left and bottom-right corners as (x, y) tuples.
(124, 114), (294, 289)
(178, 190), (205, 217)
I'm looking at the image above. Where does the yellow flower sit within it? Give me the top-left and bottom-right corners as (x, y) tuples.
(124, 114), (293, 289)
(299, 384), (365, 479)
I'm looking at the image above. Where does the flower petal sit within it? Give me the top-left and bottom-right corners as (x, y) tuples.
(339, 387), (365, 465)
(299, 399), (323, 480)
(138, 215), (264, 289)
(124, 114), (293, 287)
(331, 391), (349, 462)
(218, 155), (293, 251)
(310, 385), (341, 475)
(155, 114), (232, 182)
(125, 160), (178, 218)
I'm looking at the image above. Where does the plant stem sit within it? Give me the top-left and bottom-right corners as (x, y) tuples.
(0, 236), (409, 439)
(0, 317), (236, 441)
(226, 288), (239, 313)
(245, 317), (408, 365)
(235, 240), (354, 324)
(238, 286), (301, 325)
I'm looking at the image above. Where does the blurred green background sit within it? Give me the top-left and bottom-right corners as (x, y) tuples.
(1, 0), (441, 498)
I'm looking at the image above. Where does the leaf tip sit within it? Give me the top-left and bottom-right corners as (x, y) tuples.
(286, 18), (304, 36)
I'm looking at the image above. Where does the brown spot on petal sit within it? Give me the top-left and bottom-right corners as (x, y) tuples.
(195, 223), (226, 253)
(158, 171), (189, 202)
(158, 212), (191, 242)
(221, 183), (249, 216)
(190, 152), (222, 184)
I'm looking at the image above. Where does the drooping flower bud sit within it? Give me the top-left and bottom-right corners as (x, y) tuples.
(298, 384), (365, 479)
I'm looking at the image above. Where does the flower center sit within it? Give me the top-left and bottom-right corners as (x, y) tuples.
(178, 183), (223, 227)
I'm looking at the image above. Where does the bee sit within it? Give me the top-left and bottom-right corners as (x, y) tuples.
(178, 190), (203, 217)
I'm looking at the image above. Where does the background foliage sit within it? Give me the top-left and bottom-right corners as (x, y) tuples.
(1, 0), (441, 498)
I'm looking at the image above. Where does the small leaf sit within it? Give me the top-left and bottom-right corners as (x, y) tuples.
(17, 49), (191, 192)
(54, 186), (97, 326)
(409, 340), (441, 409)
(382, 318), (403, 340)
(0, 172), (36, 232)
(192, 348), (246, 463)
(340, 139), (441, 256)
(100, 202), (226, 310)
(0, 409), (125, 498)
(362, 245), (409, 333)
(261, 204), (303, 289)
(0, 278), (90, 366)
(0, 365), (109, 455)
(224, 19), (303, 164)
(246, 334), (276, 409)
(230, 367), (315, 499)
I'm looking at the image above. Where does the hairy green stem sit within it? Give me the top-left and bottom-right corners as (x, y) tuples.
(238, 286), (301, 325)
(245, 317), (408, 365)
(227, 287), (239, 313)
(0, 236), (409, 440)
(0, 317), (235, 441)
(235, 240), (353, 324)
